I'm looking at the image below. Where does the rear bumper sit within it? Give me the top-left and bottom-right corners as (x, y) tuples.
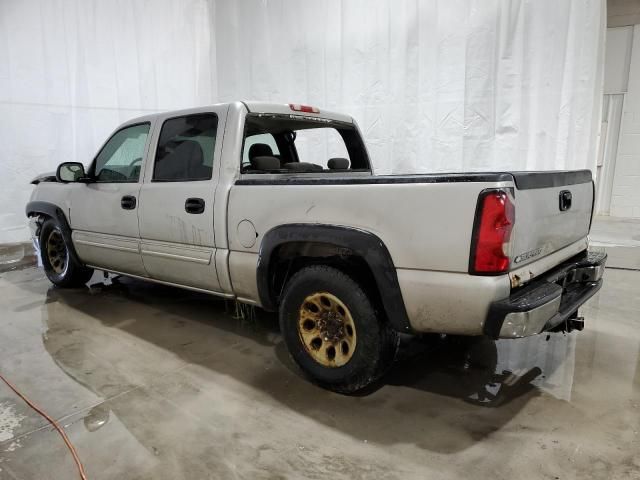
(484, 250), (607, 338)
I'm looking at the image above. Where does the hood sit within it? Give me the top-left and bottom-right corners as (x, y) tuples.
(30, 172), (57, 185)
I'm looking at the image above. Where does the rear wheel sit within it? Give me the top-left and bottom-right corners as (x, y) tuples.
(279, 265), (398, 393)
(40, 218), (93, 287)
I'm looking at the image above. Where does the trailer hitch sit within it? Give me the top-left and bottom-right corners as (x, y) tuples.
(566, 316), (584, 332)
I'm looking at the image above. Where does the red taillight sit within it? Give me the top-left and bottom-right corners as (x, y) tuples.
(289, 103), (319, 114)
(470, 190), (515, 275)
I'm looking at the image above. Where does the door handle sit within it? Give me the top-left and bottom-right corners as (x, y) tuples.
(185, 197), (205, 214)
(121, 195), (137, 210)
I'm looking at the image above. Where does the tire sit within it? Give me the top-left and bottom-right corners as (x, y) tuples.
(39, 218), (94, 287)
(279, 265), (399, 394)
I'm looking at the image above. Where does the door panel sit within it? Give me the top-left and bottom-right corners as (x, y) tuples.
(139, 182), (220, 291)
(138, 183), (215, 246)
(72, 229), (143, 275)
(138, 108), (227, 292)
(72, 184), (145, 274)
(139, 237), (219, 289)
(69, 122), (152, 275)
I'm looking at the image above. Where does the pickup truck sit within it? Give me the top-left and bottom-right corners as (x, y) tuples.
(26, 101), (606, 393)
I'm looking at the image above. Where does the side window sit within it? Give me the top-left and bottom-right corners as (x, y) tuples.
(94, 123), (150, 182)
(242, 133), (280, 168)
(153, 113), (217, 182)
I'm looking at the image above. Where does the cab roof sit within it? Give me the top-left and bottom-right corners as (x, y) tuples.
(242, 101), (353, 124)
(120, 101), (354, 128)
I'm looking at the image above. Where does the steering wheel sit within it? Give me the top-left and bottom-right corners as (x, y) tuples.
(129, 157), (142, 167)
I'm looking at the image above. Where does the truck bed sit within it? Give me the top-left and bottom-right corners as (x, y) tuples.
(228, 169), (594, 335)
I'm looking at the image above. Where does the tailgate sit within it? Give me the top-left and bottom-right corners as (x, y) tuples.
(509, 170), (594, 271)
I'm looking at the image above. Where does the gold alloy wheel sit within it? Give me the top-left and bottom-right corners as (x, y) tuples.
(297, 292), (357, 367)
(46, 229), (68, 275)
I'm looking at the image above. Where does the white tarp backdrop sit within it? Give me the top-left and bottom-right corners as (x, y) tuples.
(0, 0), (605, 243)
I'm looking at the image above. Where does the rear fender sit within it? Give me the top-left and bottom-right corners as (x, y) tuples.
(257, 224), (412, 333)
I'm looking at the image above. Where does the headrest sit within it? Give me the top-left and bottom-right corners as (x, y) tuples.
(283, 162), (324, 172)
(248, 143), (273, 159)
(328, 157), (350, 170)
(250, 155), (281, 171)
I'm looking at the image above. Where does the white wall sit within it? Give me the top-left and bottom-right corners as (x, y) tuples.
(0, 0), (217, 243)
(0, 0), (606, 243)
(610, 25), (640, 218)
(604, 27), (634, 93)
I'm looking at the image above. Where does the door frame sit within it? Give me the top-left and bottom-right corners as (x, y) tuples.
(69, 118), (158, 276)
(137, 105), (230, 292)
(595, 93), (625, 215)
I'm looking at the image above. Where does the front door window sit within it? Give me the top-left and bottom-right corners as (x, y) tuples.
(93, 123), (150, 182)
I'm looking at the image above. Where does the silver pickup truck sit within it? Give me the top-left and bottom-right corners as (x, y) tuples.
(26, 101), (606, 393)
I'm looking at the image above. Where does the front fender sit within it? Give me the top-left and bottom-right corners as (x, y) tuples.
(25, 201), (82, 266)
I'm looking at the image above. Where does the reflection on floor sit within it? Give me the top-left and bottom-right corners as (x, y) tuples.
(0, 266), (638, 479)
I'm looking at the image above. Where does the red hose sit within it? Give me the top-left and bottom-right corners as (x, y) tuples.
(0, 373), (88, 480)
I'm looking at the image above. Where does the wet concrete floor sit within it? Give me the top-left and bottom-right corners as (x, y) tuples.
(0, 266), (638, 479)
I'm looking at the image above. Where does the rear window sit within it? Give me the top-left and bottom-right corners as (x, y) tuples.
(293, 128), (350, 167)
(242, 133), (280, 166)
(241, 114), (370, 174)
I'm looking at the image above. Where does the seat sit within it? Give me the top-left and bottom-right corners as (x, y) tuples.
(282, 162), (323, 172)
(250, 155), (281, 171)
(154, 139), (211, 181)
(249, 143), (274, 160)
(328, 157), (350, 170)
(185, 144), (212, 179)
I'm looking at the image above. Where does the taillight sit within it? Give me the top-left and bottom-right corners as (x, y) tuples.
(289, 103), (319, 114)
(469, 189), (515, 275)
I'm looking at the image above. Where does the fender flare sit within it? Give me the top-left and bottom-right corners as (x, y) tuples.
(257, 223), (412, 333)
(25, 201), (83, 266)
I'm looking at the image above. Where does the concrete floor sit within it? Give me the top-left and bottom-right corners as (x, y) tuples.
(0, 266), (638, 480)
(591, 215), (640, 269)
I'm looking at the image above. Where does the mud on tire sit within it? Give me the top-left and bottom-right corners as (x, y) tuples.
(39, 218), (93, 287)
(279, 265), (399, 394)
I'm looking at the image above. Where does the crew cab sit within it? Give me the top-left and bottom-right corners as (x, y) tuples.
(26, 102), (606, 393)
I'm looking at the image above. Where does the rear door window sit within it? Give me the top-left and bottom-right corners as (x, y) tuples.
(153, 114), (218, 182)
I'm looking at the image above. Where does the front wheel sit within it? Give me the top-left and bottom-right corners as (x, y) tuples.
(279, 265), (398, 394)
(39, 218), (94, 287)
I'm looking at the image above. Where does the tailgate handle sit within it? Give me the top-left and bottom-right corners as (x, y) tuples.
(559, 190), (572, 211)
(185, 197), (205, 214)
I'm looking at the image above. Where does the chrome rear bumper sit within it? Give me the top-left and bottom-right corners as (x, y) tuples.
(484, 250), (607, 339)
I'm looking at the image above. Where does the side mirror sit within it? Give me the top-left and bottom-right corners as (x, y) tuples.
(56, 162), (89, 183)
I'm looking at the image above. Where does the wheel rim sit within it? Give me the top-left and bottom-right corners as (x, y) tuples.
(297, 292), (357, 368)
(46, 229), (68, 275)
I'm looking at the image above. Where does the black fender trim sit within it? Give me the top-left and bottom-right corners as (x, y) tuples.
(257, 224), (412, 333)
(25, 201), (83, 266)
